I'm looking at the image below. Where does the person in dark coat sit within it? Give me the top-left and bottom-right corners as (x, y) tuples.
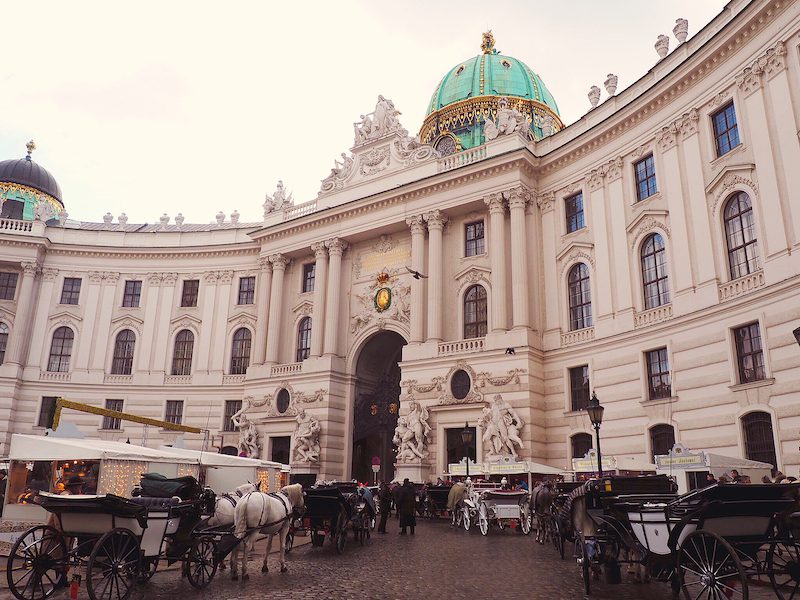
(396, 478), (417, 535)
(377, 482), (392, 533)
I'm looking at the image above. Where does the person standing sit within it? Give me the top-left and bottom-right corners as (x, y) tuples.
(377, 482), (392, 533)
(396, 478), (417, 535)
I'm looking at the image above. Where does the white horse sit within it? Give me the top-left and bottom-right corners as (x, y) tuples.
(232, 483), (304, 580)
(205, 482), (259, 570)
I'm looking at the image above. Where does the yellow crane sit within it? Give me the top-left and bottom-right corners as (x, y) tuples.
(51, 397), (203, 434)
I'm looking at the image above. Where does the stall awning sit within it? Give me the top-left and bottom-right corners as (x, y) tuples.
(157, 446), (284, 469)
(9, 434), (200, 465)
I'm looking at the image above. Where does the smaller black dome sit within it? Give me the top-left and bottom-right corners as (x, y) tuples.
(0, 155), (62, 205)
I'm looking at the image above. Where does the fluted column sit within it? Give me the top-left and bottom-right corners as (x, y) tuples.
(196, 272), (219, 372)
(253, 257), (272, 365)
(424, 211), (447, 341)
(5, 262), (39, 366)
(90, 273), (119, 370)
(26, 267), (58, 368)
(265, 255), (290, 364)
(485, 193), (507, 332)
(74, 271), (102, 371)
(211, 271), (234, 373)
(508, 187), (530, 329)
(323, 239), (348, 356)
(406, 215), (426, 343)
(310, 242), (328, 357)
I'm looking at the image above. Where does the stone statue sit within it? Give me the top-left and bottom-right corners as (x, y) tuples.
(483, 115), (499, 141)
(353, 96), (404, 145)
(393, 417), (418, 462)
(293, 408), (321, 463)
(263, 180), (293, 215)
(478, 395), (525, 460)
(541, 114), (555, 137)
(354, 114), (373, 144)
(231, 407), (260, 459)
(484, 97), (526, 141)
(393, 401), (431, 463)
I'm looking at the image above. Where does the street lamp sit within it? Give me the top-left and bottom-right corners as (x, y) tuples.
(586, 391), (605, 478)
(461, 422), (474, 480)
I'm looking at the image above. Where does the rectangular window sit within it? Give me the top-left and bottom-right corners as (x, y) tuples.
(464, 220), (485, 257)
(0, 272), (19, 301)
(634, 155), (658, 201)
(712, 102), (741, 157)
(60, 277), (82, 305)
(645, 348), (672, 400)
(102, 399), (123, 430)
(446, 427), (477, 466)
(565, 193), (585, 233)
(734, 322), (766, 384)
(223, 400), (242, 432)
(181, 279), (199, 307)
(165, 400), (184, 425)
(569, 365), (590, 411)
(270, 436), (291, 465)
(122, 280), (142, 307)
(38, 396), (58, 428)
(302, 264), (315, 293)
(238, 276), (255, 305)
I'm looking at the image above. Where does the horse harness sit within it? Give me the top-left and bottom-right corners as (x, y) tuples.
(248, 491), (293, 531)
(220, 488), (246, 510)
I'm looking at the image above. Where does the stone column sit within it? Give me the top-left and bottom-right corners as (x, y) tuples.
(5, 261), (39, 366)
(484, 193), (507, 332)
(537, 193), (559, 337)
(90, 273), (119, 370)
(26, 267), (58, 369)
(152, 273), (177, 373)
(424, 211), (447, 341)
(508, 187), (530, 329)
(310, 242), (328, 357)
(196, 271), (219, 372)
(137, 274), (162, 371)
(587, 171), (614, 319)
(265, 255), (290, 364)
(323, 239), (347, 356)
(252, 257), (272, 365)
(605, 162), (633, 313)
(210, 271), (233, 373)
(406, 215), (426, 343)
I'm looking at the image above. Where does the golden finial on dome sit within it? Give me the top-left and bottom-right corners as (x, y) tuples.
(481, 30), (496, 54)
(26, 140), (36, 158)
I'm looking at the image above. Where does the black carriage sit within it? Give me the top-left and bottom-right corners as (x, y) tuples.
(423, 485), (452, 519)
(6, 479), (218, 600)
(293, 482), (372, 553)
(546, 480), (584, 558)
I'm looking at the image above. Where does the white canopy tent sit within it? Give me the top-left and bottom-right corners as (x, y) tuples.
(656, 444), (773, 493)
(4, 434), (198, 522)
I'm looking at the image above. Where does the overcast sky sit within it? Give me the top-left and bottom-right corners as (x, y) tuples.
(1, 1), (726, 224)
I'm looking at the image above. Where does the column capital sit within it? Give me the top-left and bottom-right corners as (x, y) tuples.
(270, 253), (291, 270)
(41, 267), (59, 282)
(103, 272), (120, 284)
(424, 210), (448, 231)
(406, 214), (426, 235)
(506, 186), (531, 210)
(162, 272), (178, 286)
(258, 255), (273, 272)
(311, 241), (328, 259)
(484, 193), (506, 214)
(655, 124), (678, 153)
(218, 270), (234, 285)
(325, 238), (348, 256)
(21, 261), (40, 277)
(146, 272), (163, 286)
(586, 166), (608, 191)
(677, 109), (700, 140)
(605, 157), (624, 183)
(203, 271), (220, 284)
(536, 192), (555, 214)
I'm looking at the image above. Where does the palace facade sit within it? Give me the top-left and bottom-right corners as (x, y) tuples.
(1, 0), (799, 483)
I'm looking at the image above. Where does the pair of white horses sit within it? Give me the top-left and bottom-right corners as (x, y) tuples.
(206, 482), (304, 579)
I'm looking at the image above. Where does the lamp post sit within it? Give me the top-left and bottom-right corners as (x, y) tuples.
(586, 391), (605, 478)
(461, 423), (474, 480)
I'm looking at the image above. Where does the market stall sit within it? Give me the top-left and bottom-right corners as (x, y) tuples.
(571, 450), (656, 479)
(655, 443), (772, 493)
(157, 446), (287, 493)
(3, 434), (199, 522)
(448, 458), (566, 489)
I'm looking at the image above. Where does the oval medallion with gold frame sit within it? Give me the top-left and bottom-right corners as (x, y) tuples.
(374, 287), (391, 312)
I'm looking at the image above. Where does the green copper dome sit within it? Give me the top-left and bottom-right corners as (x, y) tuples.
(419, 32), (564, 152)
(426, 54), (560, 117)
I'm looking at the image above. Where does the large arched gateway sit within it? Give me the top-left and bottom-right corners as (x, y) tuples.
(351, 331), (407, 483)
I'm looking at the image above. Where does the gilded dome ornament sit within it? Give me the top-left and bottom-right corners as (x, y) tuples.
(480, 30), (496, 55)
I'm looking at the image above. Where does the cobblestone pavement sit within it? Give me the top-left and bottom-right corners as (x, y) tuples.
(0, 520), (782, 600)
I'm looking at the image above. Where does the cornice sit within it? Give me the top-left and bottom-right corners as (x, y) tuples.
(46, 242), (260, 261)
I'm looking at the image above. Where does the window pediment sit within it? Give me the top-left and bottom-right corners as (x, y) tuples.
(291, 300), (313, 317)
(556, 241), (594, 271)
(170, 314), (202, 335)
(47, 310), (82, 324)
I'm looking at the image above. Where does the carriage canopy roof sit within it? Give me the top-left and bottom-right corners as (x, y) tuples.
(8, 434), (200, 464)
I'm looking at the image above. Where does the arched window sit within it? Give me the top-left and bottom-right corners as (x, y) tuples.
(463, 284), (488, 339)
(296, 317), (312, 362)
(649, 424), (675, 461)
(641, 234), (670, 309)
(230, 328), (251, 375)
(171, 329), (194, 376)
(0, 322), (8, 365)
(47, 326), (74, 372)
(568, 263), (592, 331)
(111, 329), (136, 374)
(724, 192), (760, 279)
(742, 411), (777, 468)
(571, 433), (592, 460)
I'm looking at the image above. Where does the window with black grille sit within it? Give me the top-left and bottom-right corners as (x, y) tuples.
(238, 276), (255, 305)
(122, 280), (142, 307)
(571, 433), (592, 460)
(302, 264), (315, 293)
(38, 396), (58, 428)
(60, 278), (82, 305)
(724, 192), (760, 280)
(230, 328), (251, 374)
(165, 400), (183, 425)
(734, 322), (766, 384)
(634, 154), (658, 201)
(568, 264), (592, 330)
(565, 193), (584, 233)
(181, 280), (199, 307)
(223, 400), (242, 432)
(649, 424), (675, 461)
(645, 348), (672, 400)
(712, 102), (740, 157)
(569, 365), (590, 411)
(742, 412), (777, 468)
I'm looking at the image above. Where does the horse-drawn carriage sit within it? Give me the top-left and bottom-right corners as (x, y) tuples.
(562, 475), (800, 598)
(6, 476), (218, 600)
(423, 485), (452, 519)
(476, 489), (531, 536)
(292, 482), (373, 553)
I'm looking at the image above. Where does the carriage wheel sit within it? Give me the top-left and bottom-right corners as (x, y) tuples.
(462, 507), (471, 531)
(578, 538), (591, 596)
(311, 531), (325, 547)
(6, 525), (67, 600)
(451, 509), (458, 528)
(284, 531), (295, 554)
(678, 530), (748, 600)
(520, 513), (532, 535)
(86, 528), (140, 600)
(478, 504), (489, 536)
(335, 512), (347, 554)
(551, 519), (565, 560)
(186, 537), (217, 590)
(136, 558), (158, 584)
(767, 541), (800, 600)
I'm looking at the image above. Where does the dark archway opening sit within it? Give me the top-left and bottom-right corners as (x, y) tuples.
(352, 331), (406, 484)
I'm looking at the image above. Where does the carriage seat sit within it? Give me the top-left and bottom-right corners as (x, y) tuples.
(130, 496), (182, 510)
